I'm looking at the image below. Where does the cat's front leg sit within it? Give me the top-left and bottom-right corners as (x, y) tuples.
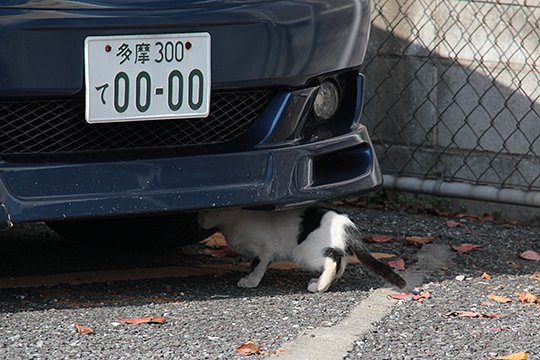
(237, 256), (271, 288)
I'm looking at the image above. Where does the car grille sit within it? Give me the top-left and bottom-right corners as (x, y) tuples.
(0, 91), (273, 154)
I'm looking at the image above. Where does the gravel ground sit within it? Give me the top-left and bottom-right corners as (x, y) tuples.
(0, 268), (375, 359)
(0, 272), (374, 359)
(0, 206), (538, 359)
(343, 206), (540, 360)
(346, 275), (540, 359)
(0, 213), (383, 359)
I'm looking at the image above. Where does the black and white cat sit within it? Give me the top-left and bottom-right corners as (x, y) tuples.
(198, 207), (406, 292)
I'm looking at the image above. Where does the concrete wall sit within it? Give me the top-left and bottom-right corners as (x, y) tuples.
(361, 0), (540, 191)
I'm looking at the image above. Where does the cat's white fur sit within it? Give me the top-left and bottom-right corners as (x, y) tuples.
(198, 207), (406, 292)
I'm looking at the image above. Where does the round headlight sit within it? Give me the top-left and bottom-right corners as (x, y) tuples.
(313, 80), (340, 121)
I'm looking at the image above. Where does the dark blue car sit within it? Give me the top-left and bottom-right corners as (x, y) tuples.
(0, 0), (381, 245)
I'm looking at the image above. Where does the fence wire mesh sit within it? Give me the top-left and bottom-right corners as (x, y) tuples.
(362, 0), (540, 194)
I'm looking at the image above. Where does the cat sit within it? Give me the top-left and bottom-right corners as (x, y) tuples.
(197, 207), (406, 292)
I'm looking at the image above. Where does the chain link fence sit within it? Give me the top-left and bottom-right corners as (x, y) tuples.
(362, 0), (540, 205)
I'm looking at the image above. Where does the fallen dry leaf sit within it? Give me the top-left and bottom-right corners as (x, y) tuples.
(487, 327), (510, 332)
(386, 258), (405, 271)
(429, 208), (449, 217)
(515, 291), (538, 304)
(235, 340), (265, 356)
(507, 261), (523, 270)
(202, 247), (238, 258)
(463, 227), (476, 235)
(269, 348), (286, 356)
(446, 220), (464, 228)
(487, 293), (512, 303)
(414, 292), (430, 301)
(388, 292), (430, 302)
(451, 243), (481, 254)
(446, 310), (499, 319)
(455, 213), (481, 221)
(363, 234), (395, 243)
(73, 323), (93, 335)
(199, 232), (227, 248)
(519, 250), (540, 261)
(481, 213), (494, 222)
(481, 272), (492, 280)
(388, 293), (411, 301)
(371, 253), (397, 260)
(405, 236), (436, 247)
(491, 352), (528, 360)
(118, 316), (167, 325)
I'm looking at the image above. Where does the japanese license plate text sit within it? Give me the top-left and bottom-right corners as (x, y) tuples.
(84, 33), (211, 123)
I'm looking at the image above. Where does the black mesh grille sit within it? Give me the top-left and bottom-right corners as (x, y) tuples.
(0, 91), (273, 154)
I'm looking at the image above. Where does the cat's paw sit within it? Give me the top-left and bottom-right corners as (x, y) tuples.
(307, 278), (319, 293)
(237, 276), (259, 288)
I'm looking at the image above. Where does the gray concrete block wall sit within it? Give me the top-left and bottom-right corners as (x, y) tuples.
(362, 0), (540, 191)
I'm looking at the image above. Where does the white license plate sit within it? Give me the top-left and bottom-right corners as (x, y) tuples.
(84, 33), (211, 124)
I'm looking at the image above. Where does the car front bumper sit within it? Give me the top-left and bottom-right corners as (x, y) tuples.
(0, 74), (381, 226)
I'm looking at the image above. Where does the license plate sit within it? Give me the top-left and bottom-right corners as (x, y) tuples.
(84, 33), (211, 124)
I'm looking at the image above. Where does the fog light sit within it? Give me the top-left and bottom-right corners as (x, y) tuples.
(313, 80), (340, 121)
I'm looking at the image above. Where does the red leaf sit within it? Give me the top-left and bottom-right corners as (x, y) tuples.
(118, 316), (167, 325)
(481, 272), (492, 280)
(451, 243), (481, 254)
(371, 253), (397, 260)
(515, 291), (538, 304)
(388, 293), (411, 300)
(199, 233), (228, 248)
(487, 293), (512, 303)
(481, 213), (494, 222)
(202, 247), (238, 258)
(463, 227), (476, 235)
(519, 250), (540, 261)
(363, 234), (396, 243)
(405, 236), (435, 247)
(413, 292), (430, 302)
(386, 258), (405, 271)
(455, 213), (481, 221)
(388, 292), (429, 302)
(446, 220), (464, 228)
(492, 352), (529, 360)
(487, 327), (510, 332)
(235, 340), (266, 356)
(73, 323), (93, 335)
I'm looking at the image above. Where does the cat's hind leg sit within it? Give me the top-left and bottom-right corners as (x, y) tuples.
(335, 257), (348, 280)
(307, 257), (338, 293)
(307, 248), (344, 292)
(237, 256), (271, 288)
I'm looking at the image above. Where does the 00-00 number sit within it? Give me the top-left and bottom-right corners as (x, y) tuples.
(113, 69), (204, 114)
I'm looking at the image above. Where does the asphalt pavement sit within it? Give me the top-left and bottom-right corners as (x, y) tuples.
(0, 205), (538, 359)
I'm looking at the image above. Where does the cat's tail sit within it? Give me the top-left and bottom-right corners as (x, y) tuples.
(345, 225), (406, 288)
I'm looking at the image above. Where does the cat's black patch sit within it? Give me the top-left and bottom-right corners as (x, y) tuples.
(324, 247), (346, 271)
(297, 207), (329, 244)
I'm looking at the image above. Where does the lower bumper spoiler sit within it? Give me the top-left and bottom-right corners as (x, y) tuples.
(0, 127), (381, 224)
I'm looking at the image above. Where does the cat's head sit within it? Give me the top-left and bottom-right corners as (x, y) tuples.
(197, 208), (238, 229)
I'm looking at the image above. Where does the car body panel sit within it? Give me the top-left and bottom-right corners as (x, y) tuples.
(0, 0), (371, 96)
(0, 0), (380, 227)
